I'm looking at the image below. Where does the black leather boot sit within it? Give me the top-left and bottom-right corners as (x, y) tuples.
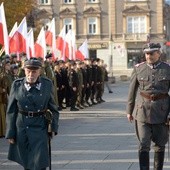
(139, 151), (149, 170)
(154, 151), (164, 170)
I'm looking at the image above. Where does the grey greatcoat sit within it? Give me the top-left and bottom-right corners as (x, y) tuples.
(126, 61), (170, 124)
(5, 76), (59, 170)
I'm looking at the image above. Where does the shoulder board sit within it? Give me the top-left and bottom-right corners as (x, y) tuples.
(14, 77), (24, 82)
(40, 76), (52, 82)
(162, 61), (170, 66)
(135, 62), (145, 68)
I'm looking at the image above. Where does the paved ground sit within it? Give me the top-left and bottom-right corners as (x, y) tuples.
(1, 81), (170, 170)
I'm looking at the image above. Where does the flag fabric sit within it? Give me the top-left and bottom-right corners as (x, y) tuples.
(56, 25), (66, 60)
(34, 27), (47, 60)
(17, 17), (28, 54)
(165, 42), (170, 46)
(9, 22), (17, 38)
(9, 22), (19, 54)
(65, 29), (76, 60)
(45, 18), (57, 59)
(76, 39), (89, 60)
(27, 28), (34, 58)
(9, 17), (28, 54)
(0, 3), (9, 54)
(65, 30), (72, 60)
(71, 30), (76, 60)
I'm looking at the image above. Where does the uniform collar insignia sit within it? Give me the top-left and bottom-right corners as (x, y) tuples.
(24, 82), (42, 91)
(24, 83), (31, 91)
(147, 61), (161, 69)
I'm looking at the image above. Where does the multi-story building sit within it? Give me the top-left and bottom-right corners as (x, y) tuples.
(37, 0), (166, 76)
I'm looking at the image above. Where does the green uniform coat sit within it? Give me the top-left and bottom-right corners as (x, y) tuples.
(5, 76), (59, 170)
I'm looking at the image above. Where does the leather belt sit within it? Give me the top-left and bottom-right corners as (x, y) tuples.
(19, 109), (46, 117)
(140, 92), (169, 101)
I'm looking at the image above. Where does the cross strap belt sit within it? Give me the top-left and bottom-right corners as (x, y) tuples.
(140, 92), (169, 101)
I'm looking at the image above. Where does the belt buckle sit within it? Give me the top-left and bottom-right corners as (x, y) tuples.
(150, 94), (155, 101)
(28, 111), (34, 117)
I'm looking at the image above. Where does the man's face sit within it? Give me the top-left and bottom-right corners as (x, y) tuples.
(145, 51), (160, 64)
(25, 68), (41, 83)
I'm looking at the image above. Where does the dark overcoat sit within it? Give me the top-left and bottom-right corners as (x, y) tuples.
(5, 76), (59, 170)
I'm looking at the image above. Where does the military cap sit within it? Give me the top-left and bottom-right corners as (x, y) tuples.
(2, 54), (10, 60)
(69, 60), (76, 66)
(10, 53), (17, 58)
(24, 58), (42, 70)
(19, 52), (27, 57)
(96, 58), (100, 62)
(2, 59), (10, 65)
(143, 43), (161, 53)
(11, 64), (18, 70)
(45, 53), (52, 59)
(58, 60), (65, 64)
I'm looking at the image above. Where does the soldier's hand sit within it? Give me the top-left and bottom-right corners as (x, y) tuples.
(48, 132), (57, 138)
(73, 87), (76, 91)
(127, 114), (134, 123)
(166, 115), (170, 125)
(8, 138), (15, 144)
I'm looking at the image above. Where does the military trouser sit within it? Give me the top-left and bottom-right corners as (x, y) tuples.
(85, 85), (91, 103)
(95, 83), (103, 102)
(91, 83), (96, 102)
(70, 88), (78, 108)
(24, 168), (46, 170)
(135, 121), (168, 170)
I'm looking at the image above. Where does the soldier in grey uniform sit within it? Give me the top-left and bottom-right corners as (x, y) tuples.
(5, 58), (59, 170)
(126, 43), (170, 170)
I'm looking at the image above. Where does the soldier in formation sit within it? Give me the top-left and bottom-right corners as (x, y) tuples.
(0, 52), (111, 138)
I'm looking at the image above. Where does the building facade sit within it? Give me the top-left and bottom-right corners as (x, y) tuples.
(37, 0), (166, 76)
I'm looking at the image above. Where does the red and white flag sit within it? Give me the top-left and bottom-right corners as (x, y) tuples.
(45, 18), (56, 59)
(34, 27), (47, 60)
(17, 17), (28, 54)
(9, 22), (17, 38)
(27, 28), (34, 59)
(76, 39), (89, 60)
(0, 3), (9, 54)
(9, 17), (28, 54)
(65, 29), (76, 60)
(9, 22), (18, 54)
(56, 25), (66, 60)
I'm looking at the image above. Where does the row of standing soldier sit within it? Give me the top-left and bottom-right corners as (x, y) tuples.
(0, 52), (111, 137)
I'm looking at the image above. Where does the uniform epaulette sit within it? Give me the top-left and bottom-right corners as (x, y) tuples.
(162, 61), (170, 66)
(14, 77), (24, 82)
(135, 62), (145, 67)
(40, 76), (52, 82)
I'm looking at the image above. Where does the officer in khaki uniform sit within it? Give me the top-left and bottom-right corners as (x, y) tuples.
(5, 58), (59, 170)
(126, 43), (170, 170)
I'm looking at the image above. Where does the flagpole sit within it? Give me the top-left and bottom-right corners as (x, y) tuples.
(0, 46), (4, 56)
(108, 0), (115, 83)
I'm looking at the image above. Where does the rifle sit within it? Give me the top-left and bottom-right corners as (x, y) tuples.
(45, 110), (53, 170)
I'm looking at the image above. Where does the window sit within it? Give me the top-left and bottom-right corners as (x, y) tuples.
(128, 0), (146, 1)
(40, 0), (50, 4)
(64, 18), (72, 33)
(127, 16), (146, 33)
(88, 17), (97, 34)
(88, 0), (97, 3)
(64, 0), (72, 3)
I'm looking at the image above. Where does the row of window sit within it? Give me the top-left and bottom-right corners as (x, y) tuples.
(65, 17), (97, 34)
(64, 16), (146, 35)
(39, 0), (98, 5)
(40, 0), (147, 4)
